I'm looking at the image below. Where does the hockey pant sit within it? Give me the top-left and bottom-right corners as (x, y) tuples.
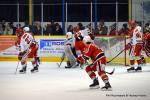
(85, 57), (109, 81)
(64, 45), (76, 67)
(129, 44), (143, 67)
(20, 43), (39, 68)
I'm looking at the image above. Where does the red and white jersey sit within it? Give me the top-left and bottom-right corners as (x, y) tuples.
(143, 33), (150, 57)
(129, 26), (143, 45)
(75, 40), (86, 56)
(20, 32), (35, 52)
(82, 43), (105, 62)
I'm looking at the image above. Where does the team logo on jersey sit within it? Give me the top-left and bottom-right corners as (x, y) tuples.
(83, 48), (89, 53)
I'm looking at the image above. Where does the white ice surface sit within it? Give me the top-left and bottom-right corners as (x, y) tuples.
(0, 62), (150, 100)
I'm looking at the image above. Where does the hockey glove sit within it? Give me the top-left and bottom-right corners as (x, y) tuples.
(76, 55), (86, 64)
(18, 51), (27, 61)
(125, 43), (132, 50)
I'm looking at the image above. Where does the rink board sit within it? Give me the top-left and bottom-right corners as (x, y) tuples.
(0, 36), (149, 64)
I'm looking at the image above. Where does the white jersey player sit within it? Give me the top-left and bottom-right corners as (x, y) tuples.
(127, 21), (143, 72)
(16, 27), (39, 73)
(64, 32), (77, 68)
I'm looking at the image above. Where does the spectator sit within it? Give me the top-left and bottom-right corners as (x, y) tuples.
(9, 22), (16, 35)
(0, 23), (3, 35)
(44, 23), (53, 35)
(3, 23), (13, 35)
(55, 23), (63, 35)
(118, 23), (129, 36)
(1, 19), (6, 31)
(96, 20), (108, 35)
(67, 25), (74, 33)
(77, 22), (85, 30)
(50, 20), (56, 35)
(86, 23), (95, 33)
(109, 23), (116, 36)
(32, 22), (41, 35)
(16, 23), (22, 28)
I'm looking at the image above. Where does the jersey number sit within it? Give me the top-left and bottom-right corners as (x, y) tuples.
(23, 34), (30, 44)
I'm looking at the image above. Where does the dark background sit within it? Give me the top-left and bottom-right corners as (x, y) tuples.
(0, 0), (128, 22)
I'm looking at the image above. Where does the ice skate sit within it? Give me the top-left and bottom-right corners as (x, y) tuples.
(135, 67), (142, 72)
(127, 67), (135, 72)
(89, 78), (100, 89)
(65, 61), (72, 68)
(31, 65), (39, 73)
(101, 82), (112, 91)
(65, 65), (72, 68)
(19, 66), (26, 74)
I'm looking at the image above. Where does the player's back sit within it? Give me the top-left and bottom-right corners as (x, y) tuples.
(83, 43), (104, 60)
(75, 40), (86, 53)
(20, 32), (34, 52)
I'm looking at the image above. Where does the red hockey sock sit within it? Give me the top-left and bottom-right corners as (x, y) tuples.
(130, 60), (135, 67)
(98, 71), (108, 81)
(85, 66), (96, 80)
(137, 59), (142, 66)
(21, 61), (27, 68)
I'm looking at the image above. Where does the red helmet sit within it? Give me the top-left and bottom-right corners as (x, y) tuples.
(128, 20), (137, 28)
(16, 28), (23, 37)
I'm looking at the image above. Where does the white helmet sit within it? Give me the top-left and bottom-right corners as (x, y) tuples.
(136, 26), (141, 32)
(66, 32), (73, 39)
(83, 36), (92, 43)
(23, 27), (30, 32)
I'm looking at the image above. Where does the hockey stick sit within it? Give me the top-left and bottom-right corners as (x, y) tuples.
(105, 68), (115, 75)
(57, 52), (65, 68)
(107, 49), (125, 64)
(14, 61), (20, 74)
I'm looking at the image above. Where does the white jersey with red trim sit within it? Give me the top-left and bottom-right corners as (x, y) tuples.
(20, 32), (35, 52)
(131, 26), (143, 45)
(64, 38), (75, 48)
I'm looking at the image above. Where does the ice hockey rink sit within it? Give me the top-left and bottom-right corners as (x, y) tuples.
(0, 62), (150, 100)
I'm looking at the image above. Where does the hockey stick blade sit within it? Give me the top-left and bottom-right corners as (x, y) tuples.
(57, 63), (60, 67)
(57, 52), (65, 68)
(105, 68), (115, 75)
(57, 61), (63, 68)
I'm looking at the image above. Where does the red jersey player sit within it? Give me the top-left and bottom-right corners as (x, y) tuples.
(76, 36), (112, 90)
(15, 27), (39, 73)
(127, 21), (143, 72)
(143, 24), (150, 57)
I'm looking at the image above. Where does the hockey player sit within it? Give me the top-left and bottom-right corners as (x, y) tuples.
(76, 36), (112, 90)
(127, 21), (143, 72)
(64, 32), (77, 68)
(143, 24), (150, 57)
(16, 27), (39, 73)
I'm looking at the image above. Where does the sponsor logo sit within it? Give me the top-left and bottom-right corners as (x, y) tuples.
(40, 39), (64, 49)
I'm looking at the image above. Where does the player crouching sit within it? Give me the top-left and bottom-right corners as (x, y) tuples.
(64, 32), (77, 68)
(77, 36), (112, 90)
(15, 27), (39, 73)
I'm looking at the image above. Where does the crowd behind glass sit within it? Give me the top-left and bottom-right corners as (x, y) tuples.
(0, 19), (149, 36)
